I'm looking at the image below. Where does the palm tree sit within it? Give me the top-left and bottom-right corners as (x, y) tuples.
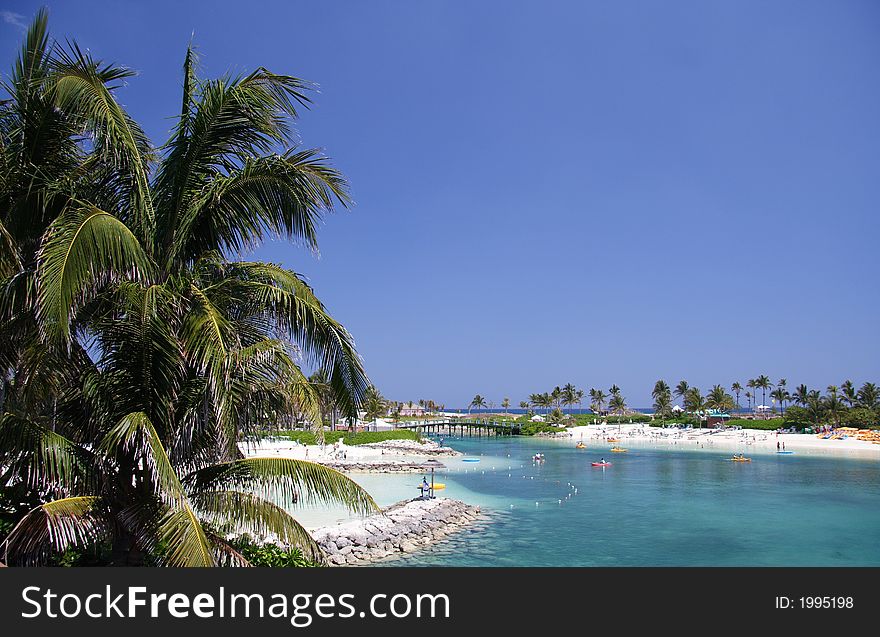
(575, 388), (585, 413)
(823, 393), (845, 427)
(731, 382), (742, 411)
(840, 380), (857, 407)
(746, 379), (758, 411)
(551, 386), (563, 411)
(706, 385), (734, 412)
(562, 383), (577, 415)
(362, 385), (387, 427)
(609, 384), (621, 398)
(673, 381), (689, 407)
(754, 375), (772, 413)
(469, 395), (487, 413)
(744, 391), (752, 411)
(792, 384), (809, 408)
(652, 380), (672, 420)
(589, 388), (607, 416)
(857, 383), (879, 410)
(609, 392), (627, 433)
(805, 391), (824, 425)
(684, 387), (706, 427)
(518, 400), (529, 412)
(501, 397), (510, 414)
(0, 14), (375, 565)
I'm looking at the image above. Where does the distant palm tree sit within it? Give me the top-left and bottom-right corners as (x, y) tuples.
(684, 387), (706, 427)
(840, 380), (857, 407)
(519, 401), (529, 412)
(674, 381), (689, 407)
(575, 388), (585, 413)
(502, 397), (510, 414)
(805, 391), (824, 425)
(562, 383), (578, 414)
(793, 384), (809, 407)
(706, 385), (734, 412)
(652, 380), (671, 403)
(754, 375), (772, 411)
(769, 387), (788, 415)
(731, 382), (743, 411)
(589, 388), (607, 415)
(745, 391), (752, 411)
(609, 392), (627, 433)
(652, 392), (672, 419)
(823, 393), (845, 427)
(363, 385), (388, 426)
(857, 383), (879, 409)
(551, 386), (563, 411)
(469, 395), (486, 413)
(747, 379), (758, 411)
(609, 384), (621, 398)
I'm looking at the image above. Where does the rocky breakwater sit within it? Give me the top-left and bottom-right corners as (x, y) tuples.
(311, 497), (480, 565)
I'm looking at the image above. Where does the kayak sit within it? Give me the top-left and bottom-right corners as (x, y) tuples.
(575, 443), (586, 449)
(729, 458), (751, 462)
(591, 462), (612, 467)
(610, 447), (627, 453)
(777, 451), (794, 454)
(462, 458), (480, 463)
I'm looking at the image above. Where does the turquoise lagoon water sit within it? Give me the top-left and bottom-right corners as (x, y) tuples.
(383, 435), (880, 566)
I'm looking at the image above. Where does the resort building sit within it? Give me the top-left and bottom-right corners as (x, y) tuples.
(706, 410), (732, 428)
(399, 402), (426, 417)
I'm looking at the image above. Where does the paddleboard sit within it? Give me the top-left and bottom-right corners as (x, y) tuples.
(462, 458), (480, 463)
(776, 451), (794, 454)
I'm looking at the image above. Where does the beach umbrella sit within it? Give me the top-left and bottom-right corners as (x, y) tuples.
(421, 459), (446, 498)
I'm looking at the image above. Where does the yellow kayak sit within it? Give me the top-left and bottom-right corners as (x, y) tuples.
(610, 447), (627, 453)
(729, 457), (751, 462)
(576, 443), (587, 449)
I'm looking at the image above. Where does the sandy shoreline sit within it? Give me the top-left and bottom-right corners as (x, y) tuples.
(557, 424), (880, 458)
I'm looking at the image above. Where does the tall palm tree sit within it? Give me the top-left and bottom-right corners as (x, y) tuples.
(754, 375), (772, 412)
(562, 383), (577, 415)
(840, 380), (857, 407)
(501, 397), (510, 414)
(684, 388), (706, 428)
(609, 384), (621, 398)
(823, 393), (845, 427)
(746, 379), (758, 411)
(857, 383), (879, 410)
(0, 13), (375, 565)
(589, 388), (607, 416)
(518, 400), (529, 412)
(731, 382), (742, 411)
(674, 381), (689, 407)
(609, 392), (627, 433)
(745, 391), (753, 411)
(793, 384), (809, 408)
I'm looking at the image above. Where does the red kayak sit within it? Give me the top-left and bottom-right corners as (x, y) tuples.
(591, 462), (611, 467)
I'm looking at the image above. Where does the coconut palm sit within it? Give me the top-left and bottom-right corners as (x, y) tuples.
(706, 385), (734, 412)
(562, 383), (577, 414)
(823, 393), (845, 427)
(469, 395), (487, 413)
(362, 385), (387, 425)
(746, 379), (758, 411)
(731, 382), (742, 411)
(857, 383), (879, 410)
(674, 381), (689, 407)
(518, 401), (529, 412)
(792, 384), (809, 408)
(0, 13), (376, 565)
(754, 375), (772, 412)
(501, 397), (510, 414)
(684, 387), (706, 427)
(745, 391), (753, 411)
(840, 380), (857, 407)
(589, 388), (607, 416)
(609, 392), (627, 433)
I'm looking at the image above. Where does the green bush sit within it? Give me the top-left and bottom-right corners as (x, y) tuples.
(839, 407), (880, 428)
(726, 418), (785, 431)
(231, 537), (321, 567)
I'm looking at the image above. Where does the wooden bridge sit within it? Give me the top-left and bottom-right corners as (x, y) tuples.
(396, 418), (521, 436)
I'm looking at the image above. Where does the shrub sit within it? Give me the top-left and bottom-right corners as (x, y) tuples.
(231, 537), (321, 567)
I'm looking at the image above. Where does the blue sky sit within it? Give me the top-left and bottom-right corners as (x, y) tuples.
(2, 1), (878, 407)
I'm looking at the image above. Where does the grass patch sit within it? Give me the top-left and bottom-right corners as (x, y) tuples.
(259, 429), (423, 446)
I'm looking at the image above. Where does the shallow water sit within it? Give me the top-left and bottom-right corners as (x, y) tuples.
(385, 435), (880, 566)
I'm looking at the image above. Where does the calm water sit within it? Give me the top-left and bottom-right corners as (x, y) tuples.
(388, 435), (880, 566)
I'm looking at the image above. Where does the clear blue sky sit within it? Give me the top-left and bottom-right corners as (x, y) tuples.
(3, 1), (878, 407)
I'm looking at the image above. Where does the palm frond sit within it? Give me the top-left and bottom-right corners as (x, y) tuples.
(99, 411), (186, 505)
(191, 490), (324, 563)
(0, 413), (96, 493)
(183, 457), (378, 516)
(154, 506), (216, 567)
(2, 496), (110, 565)
(35, 204), (154, 343)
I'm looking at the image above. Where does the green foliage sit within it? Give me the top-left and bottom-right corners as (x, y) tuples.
(839, 408), (880, 428)
(231, 536), (321, 567)
(265, 429), (422, 446)
(726, 418), (786, 431)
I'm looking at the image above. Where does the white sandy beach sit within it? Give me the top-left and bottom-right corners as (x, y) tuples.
(560, 423), (880, 458)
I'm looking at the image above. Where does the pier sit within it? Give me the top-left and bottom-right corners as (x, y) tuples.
(396, 418), (521, 436)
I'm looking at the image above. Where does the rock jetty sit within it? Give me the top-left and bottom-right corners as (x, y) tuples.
(311, 497), (480, 566)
